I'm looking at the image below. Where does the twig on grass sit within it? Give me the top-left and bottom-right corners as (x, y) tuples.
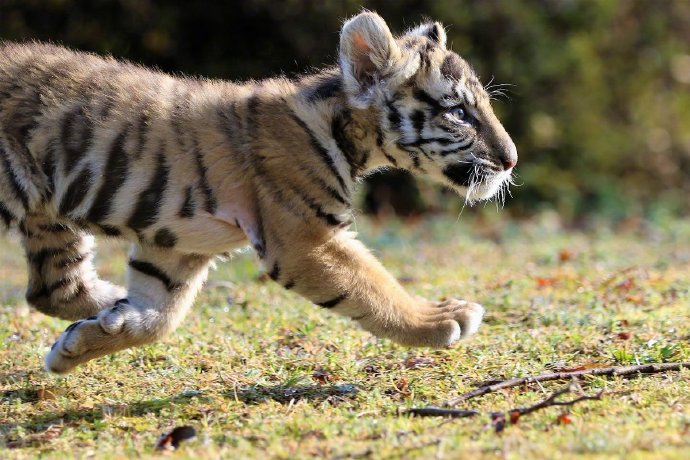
(506, 381), (604, 420)
(405, 362), (690, 428)
(407, 381), (603, 431)
(406, 407), (479, 418)
(445, 362), (690, 406)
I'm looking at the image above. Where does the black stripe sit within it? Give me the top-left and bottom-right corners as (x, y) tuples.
(268, 262), (280, 281)
(153, 228), (177, 248)
(133, 111), (149, 159)
(179, 185), (195, 218)
(304, 168), (349, 205)
(191, 138), (216, 214)
(376, 126), (398, 167)
(253, 159), (342, 227)
(47, 277), (74, 294)
(307, 74), (342, 102)
(411, 110), (425, 137)
(0, 202), (15, 226)
(63, 319), (82, 334)
(412, 89), (445, 115)
(419, 50), (432, 70)
(216, 103), (241, 145)
(427, 24), (440, 43)
(253, 243), (266, 259)
(127, 151), (169, 230)
(398, 137), (462, 148)
(38, 222), (71, 233)
(399, 145), (421, 169)
(98, 224), (121, 236)
(245, 95), (260, 142)
(284, 280), (295, 290)
(317, 293), (347, 309)
(254, 209), (266, 259)
(10, 88), (41, 147)
(59, 167), (92, 215)
(28, 246), (70, 270)
(290, 113), (349, 195)
(287, 183), (344, 227)
(128, 259), (181, 291)
(0, 142), (29, 208)
(87, 129), (130, 222)
(26, 287), (49, 304)
(62, 282), (87, 303)
(61, 107), (93, 172)
(331, 111), (365, 178)
(386, 101), (402, 131)
(55, 253), (86, 269)
(255, 161), (323, 226)
(439, 138), (475, 156)
(41, 145), (57, 193)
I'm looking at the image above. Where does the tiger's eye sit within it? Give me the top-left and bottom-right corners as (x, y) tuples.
(448, 106), (466, 120)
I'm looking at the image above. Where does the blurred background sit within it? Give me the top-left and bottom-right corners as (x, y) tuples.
(1, 0), (689, 226)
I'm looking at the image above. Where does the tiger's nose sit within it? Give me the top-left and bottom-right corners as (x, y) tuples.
(501, 142), (518, 170)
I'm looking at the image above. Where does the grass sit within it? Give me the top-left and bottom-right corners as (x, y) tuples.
(1, 213), (689, 459)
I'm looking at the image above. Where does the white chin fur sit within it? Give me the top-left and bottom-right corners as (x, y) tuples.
(464, 170), (512, 202)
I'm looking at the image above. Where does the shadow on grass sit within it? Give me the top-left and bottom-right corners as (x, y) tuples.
(2, 384), (358, 449)
(229, 383), (358, 405)
(1, 391), (202, 449)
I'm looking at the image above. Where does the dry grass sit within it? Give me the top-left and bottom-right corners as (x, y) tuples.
(1, 213), (689, 459)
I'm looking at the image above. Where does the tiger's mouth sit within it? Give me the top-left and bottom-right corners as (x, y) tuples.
(443, 161), (513, 203)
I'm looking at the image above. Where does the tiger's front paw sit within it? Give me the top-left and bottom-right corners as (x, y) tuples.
(432, 298), (485, 339)
(402, 298), (484, 348)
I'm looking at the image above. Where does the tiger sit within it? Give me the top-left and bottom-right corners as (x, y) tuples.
(0, 12), (516, 374)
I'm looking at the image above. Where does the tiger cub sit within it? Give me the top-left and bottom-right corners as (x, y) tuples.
(0, 12), (516, 373)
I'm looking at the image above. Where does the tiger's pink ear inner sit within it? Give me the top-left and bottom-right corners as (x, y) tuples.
(338, 12), (401, 107)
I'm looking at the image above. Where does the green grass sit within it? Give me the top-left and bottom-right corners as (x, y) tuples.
(1, 214), (689, 459)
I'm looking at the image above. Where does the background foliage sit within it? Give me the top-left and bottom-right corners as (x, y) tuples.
(2, 0), (689, 222)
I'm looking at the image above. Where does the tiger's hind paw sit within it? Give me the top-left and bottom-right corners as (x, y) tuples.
(44, 302), (138, 374)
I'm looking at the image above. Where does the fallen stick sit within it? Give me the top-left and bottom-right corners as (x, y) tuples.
(444, 362), (690, 406)
(407, 381), (602, 430)
(507, 382), (604, 419)
(406, 407), (479, 418)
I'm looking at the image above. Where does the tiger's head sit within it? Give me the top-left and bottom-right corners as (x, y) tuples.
(339, 12), (517, 204)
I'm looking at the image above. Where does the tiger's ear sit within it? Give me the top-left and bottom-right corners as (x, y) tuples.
(407, 22), (447, 49)
(339, 12), (404, 108)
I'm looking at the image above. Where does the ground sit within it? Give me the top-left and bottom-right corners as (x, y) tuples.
(0, 212), (688, 459)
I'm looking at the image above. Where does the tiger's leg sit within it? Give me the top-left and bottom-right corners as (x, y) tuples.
(45, 244), (210, 374)
(266, 230), (484, 348)
(21, 214), (127, 320)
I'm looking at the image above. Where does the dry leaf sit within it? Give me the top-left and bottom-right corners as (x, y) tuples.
(509, 410), (521, 424)
(491, 412), (506, 433)
(616, 278), (635, 291)
(394, 378), (410, 397)
(37, 388), (57, 401)
(617, 331), (632, 340)
(403, 357), (434, 369)
(155, 426), (196, 451)
(536, 277), (556, 288)
(558, 249), (574, 262)
(311, 369), (332, 384)
(556, 412), (573, 425)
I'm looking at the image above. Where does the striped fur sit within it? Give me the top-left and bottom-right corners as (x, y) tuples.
(0, 12), (515, 373)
